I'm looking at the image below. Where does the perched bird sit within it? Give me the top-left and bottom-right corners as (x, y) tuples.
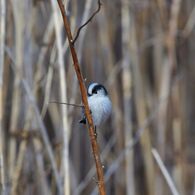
(79, 82), (112, 127)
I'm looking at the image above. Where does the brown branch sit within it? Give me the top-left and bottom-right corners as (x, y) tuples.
(56, 1), (106, 195)
(72, 0), (102, 44)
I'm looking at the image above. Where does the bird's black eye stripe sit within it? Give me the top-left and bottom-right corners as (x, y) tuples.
(92, 88), (98, 94)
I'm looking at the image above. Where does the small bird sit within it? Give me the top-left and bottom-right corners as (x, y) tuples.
(79, 82), (112, 128)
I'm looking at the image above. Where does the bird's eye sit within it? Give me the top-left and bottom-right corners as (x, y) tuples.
(92, 89), (97, 94)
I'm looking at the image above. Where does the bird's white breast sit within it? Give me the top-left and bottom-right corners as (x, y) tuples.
(88, 95), (112, 127)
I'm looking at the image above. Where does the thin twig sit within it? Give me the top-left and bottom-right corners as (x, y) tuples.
(72, 0), (102, 44)
(152, 148), (180, 195)
(57, 1), (106, 194)
(50, 101), (84, 108)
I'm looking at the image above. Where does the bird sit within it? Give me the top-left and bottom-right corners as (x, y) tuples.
(79, 82), (112, 128)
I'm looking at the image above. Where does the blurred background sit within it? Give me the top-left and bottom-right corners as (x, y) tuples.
(0, 0), (195, 194)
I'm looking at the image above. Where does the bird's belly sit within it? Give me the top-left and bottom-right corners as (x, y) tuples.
(88, 97), (112, 127)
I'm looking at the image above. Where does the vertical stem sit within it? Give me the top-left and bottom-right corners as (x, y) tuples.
(0, 0), (6, 194)
(121, 0), (135, 194)
(131, 18), (155, 195)
(9, 0), (23, 182)
(156, 1), (181, 194)
(51, 0), (70, 194)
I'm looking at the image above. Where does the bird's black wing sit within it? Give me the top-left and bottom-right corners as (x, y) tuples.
(79, 107), (86, 124)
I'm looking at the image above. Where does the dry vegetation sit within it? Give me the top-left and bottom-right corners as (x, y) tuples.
(0, 0), (195, 195)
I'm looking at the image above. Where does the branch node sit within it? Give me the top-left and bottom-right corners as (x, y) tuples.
(70, 39), (74, 44)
